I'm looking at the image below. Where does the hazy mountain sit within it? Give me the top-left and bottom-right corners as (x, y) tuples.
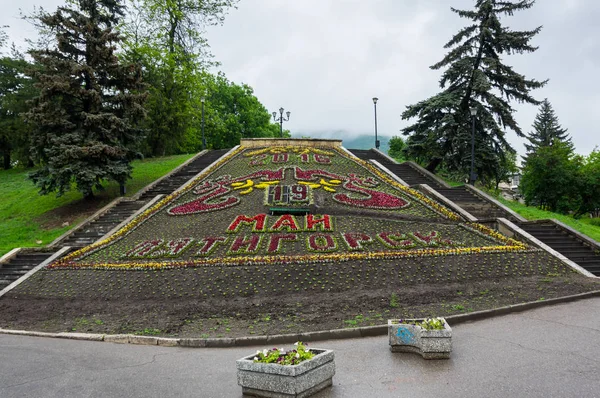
(292, 131), (392, 154)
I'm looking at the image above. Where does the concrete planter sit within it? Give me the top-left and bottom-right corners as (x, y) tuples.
(236, 348), (335, 398)
(388, 318), (452, 359)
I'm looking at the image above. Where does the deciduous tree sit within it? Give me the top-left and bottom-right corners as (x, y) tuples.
(520, 140), (579, 213)
(387, 136), (406, 162)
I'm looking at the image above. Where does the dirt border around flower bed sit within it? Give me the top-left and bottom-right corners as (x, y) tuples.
(2, 289), (599, 347)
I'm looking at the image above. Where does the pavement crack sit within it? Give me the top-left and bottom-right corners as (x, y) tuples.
(96, 352), (172, 372)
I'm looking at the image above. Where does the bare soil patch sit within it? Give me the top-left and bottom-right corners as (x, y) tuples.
(1, 251), (598, 337)
(34, 196), (112, 230)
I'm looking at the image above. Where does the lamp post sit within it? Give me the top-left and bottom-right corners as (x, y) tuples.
(469, 107), (477, 185)
(200, 95), (206, 150)
(372, 97), (380, 149)
(272, 107), (290, 137)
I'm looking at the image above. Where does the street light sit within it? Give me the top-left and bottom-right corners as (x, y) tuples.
(200, 95), (206, 150)
(469, 107), (478, 185)
(372, 97), (380, 149)
(272, 107), (290, 137)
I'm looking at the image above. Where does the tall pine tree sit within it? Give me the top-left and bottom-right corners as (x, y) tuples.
(524, 98), (572, 154)
(27, 0), (146, 199)
(401, 0), (546, 183)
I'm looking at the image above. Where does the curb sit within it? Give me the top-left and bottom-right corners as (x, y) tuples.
(2, 290), (599, 348)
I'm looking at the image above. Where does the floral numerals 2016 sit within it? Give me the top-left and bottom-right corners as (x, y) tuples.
(249, 153), (332, 166)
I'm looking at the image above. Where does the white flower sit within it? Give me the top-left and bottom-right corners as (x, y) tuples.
(256, 350), (261, 355)
(253, 357), (258, 361)
(295, 353), (300, 358)
(294, 342), (299, 346)
(263, 349), (268, 356)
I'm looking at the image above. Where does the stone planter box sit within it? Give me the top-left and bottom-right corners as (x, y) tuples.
(388, 318), (452, 359)
(236, 348), (335, 398)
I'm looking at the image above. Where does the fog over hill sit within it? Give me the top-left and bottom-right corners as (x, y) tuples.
(292, 131), (392, 154)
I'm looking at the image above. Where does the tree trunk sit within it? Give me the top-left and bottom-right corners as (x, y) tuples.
(2, 150), (11, 170)
(425, 158), (442, 173)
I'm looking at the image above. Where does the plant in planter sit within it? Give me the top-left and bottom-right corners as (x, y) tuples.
(236, 342), (335, 398)
(388, 317), (452, 359)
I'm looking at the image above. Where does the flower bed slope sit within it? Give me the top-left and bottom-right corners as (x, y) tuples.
(48, 143), (527, 270)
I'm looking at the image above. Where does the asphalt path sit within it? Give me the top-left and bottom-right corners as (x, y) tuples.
(1, 297), (600, 398)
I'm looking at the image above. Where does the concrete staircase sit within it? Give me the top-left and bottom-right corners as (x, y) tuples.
(348, 149), (445, 189)
(349, 148), (600, 277)
(434, 187), (512, 221)
(0, 252), (53, 290)
(349, 149), (517, 221)
(60, 200), (147, 248)
(138, 149), (229, 201)
(517, 222), (600, 276)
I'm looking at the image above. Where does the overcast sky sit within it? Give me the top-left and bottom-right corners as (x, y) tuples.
(2, 0), (598, 157)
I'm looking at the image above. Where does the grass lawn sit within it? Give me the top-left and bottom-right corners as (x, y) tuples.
(496, 196), (600, 242)
(0, 154), (194, 256)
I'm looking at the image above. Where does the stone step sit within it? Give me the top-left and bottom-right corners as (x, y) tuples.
(582, 267), (600, 275)
(547, 245), (590, 252)
(555, 248), (595, 255)
(0, 265), (34, 271)
(519, 224), (556, 230)
(93, 218), (126, 224)
(10, 258), (50, 265)
(565, 255), (599, 263)
(63, 237), (95, 243)
(572, 258), (600, 265)
(87, 220), (122, 226)
(110, 209), (138, 213)
(0, 269), (29, 276)
(4, 258), (43, 266)
(526, 231), (566, 237)
(537, 238), (581, 245)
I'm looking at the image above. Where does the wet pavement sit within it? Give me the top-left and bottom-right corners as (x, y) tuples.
(1, 297), (600, 398)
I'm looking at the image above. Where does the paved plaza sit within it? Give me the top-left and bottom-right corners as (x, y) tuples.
(1, 297), (600, 398)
